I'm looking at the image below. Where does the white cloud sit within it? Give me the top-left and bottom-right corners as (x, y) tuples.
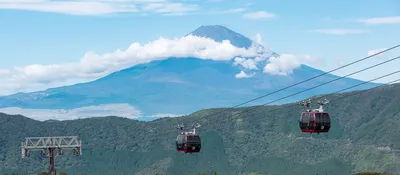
(300, 54), (323, 65)
(254, 56), (267, 63)
(244, 2), (252, 7)
(263, 54), (301, 76)
(311, 29), (368, 35)
(333, 57), (345, 67)
(0, 0), (43, 2)
(0, 0), (254, 16)
(0, 0), (198, 15)
(368, 48), (388, 57)
(161, 7), (246, 16)
(0, 1), (138, 15)
(243, 11), (275, 19)
(88, 0), (167, 2)
(207, 8), (245, 14)
(263, 54), (322, 76)
(141, 2), (197, 13)
(233, 57), (258, 70)
(253, 33), (263, 45)
(0, 69), (10, 75)
(0, 35), (264, 95)
(149, 113), (184, 118)
(357, 16), (400, 25)
(235, 70), (255, 78)
(0, 103), (142, 121)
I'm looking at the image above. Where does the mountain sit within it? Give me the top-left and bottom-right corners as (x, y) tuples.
(1, 82), (400, 175)
(187, 25), (277, 56)
(0, 25), (380, 120)
(188, 25), (255, 49)
(188, 25), (253, 48)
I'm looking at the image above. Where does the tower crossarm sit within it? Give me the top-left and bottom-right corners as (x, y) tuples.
(22, 136), (81, 149)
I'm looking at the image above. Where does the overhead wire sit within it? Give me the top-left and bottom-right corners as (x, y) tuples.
(329, 78), (400, 103)
(229, 55), (400, 116)
(193, 44), (400, 120)
(241, 69), (400, 117)
(216, 69), (400, 142)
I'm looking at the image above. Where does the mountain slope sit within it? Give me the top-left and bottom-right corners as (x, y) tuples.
(187, 25), (254, 49)
(1, 82), (400, 175)
(187, 25), (277, 56)
(0, 25), (381, 120)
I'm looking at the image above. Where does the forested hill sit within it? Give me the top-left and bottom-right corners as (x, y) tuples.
(1, 83), (400, 175)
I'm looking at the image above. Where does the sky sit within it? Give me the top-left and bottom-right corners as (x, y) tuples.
(0, 0), (400, 96)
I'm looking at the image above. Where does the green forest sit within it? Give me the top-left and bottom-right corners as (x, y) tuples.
(1, 83), (400, 175)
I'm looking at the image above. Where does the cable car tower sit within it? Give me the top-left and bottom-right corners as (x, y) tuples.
(299, 99), (331, 134)
(21, 136), (82, 175)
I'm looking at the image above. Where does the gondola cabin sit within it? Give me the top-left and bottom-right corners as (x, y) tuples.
(176, 133), (201, 153)
(299, 112), (331, 133)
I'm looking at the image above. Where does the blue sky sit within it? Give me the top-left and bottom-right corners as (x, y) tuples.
(0, 0), (400, 95)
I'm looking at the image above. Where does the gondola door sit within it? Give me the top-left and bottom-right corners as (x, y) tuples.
(315, 113), (331, 133)
(300, 112), (316, 133)
(176, 134), (186, 152)
(186, 135), (201, 153)
(299, 112), (308, 132)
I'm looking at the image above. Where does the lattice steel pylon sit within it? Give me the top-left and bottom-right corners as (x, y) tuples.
(21, 136), (82, 175)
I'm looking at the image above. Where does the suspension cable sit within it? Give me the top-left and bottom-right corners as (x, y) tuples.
(232, 56), (400, 116)
(195, 45), (400, 120)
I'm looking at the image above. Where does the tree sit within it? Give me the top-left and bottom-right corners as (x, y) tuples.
(354, 172), (397, 175)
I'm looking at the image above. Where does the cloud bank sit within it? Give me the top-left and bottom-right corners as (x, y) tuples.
(0, 35), (266, 95)
(233, 57), (258, 70)
(0, 0), (250, 16)
(149, 113), (184, 118)
(311, 29), (368, 35)
(243, 11), (275, 19)
(235, 70), (255, 78)
(357, 16), (400, 25)
(0, 0), (140, 15)
(0, 32), (326, 95)
(0, 103), (142, 121)
(263, 54), (322, 75)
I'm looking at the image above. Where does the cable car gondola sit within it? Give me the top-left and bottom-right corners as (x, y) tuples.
(175, 123), (201, 154)
(298, 99), (331, 134)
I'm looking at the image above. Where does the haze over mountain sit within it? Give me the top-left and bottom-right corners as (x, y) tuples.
(0, 25), (380, 121)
